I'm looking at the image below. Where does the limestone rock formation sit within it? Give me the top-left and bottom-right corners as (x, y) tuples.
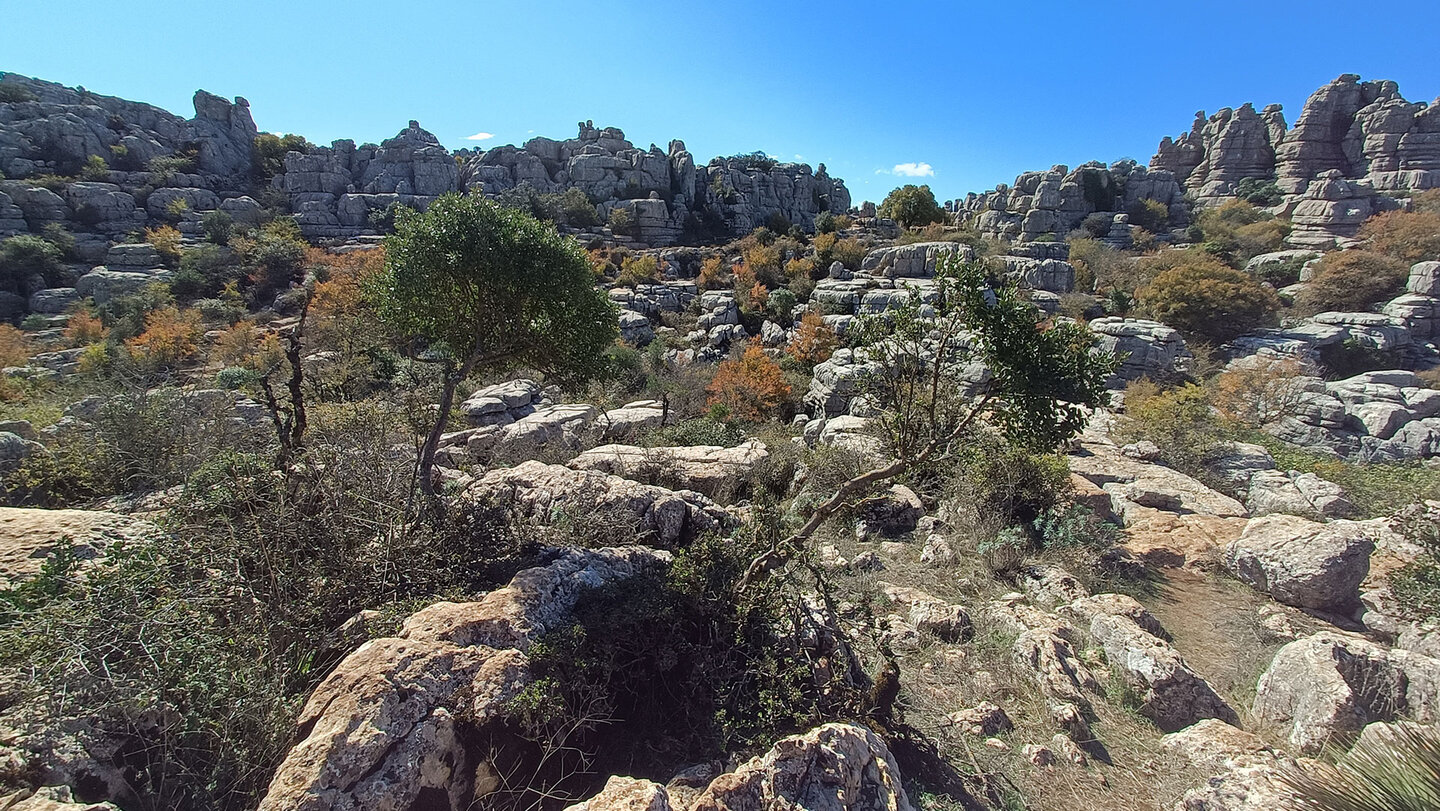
(1089, 613), (1239, 732)
(1224, 514), (1377, 612)
(958, 160), (1184, 243)
(257, 547), (671, 811)
(568, 441), (769, 503)
(465, 460), (729, 545)
(1253, 631), (1440, 754)
(0, 507), (165, 587)
(691, 724), (911, 811)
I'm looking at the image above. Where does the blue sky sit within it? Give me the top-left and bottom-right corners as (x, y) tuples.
(5, 0), (1438, 204)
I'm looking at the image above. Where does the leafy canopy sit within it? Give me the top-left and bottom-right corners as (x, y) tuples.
(374, 192), (618, 386)
(878, 184), (947, 228)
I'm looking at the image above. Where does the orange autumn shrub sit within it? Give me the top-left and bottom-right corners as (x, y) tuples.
(63, 311), (108, 346)
(698, 256), (729, 290)
(787, 310), (838, 366)
(126, 306), (203, 366)
(0, 324), (32, 367)
(705, 342), (792, 423)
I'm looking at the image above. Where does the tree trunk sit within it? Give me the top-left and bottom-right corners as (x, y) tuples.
(417, 351), (481, 499)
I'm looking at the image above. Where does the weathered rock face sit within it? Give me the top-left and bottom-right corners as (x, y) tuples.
(1224, 514), (1377, 613)
(464, 124), (849, 246)
(1165, 720), (1296, 811)
(465, 460), (729, 545)
(1091, 613), (1239, 732)
(690, 724), (911, 811)
(957, 159), (1185, 243)
(1149, 75), (1440, 215)
(1087, 317), (1191, 386)
(257, 547), (671, 811)
(1260, 369), (1440, 462)
(0, 507), (165, 587)
(567, 441), (769, 503)
(1158, 103), (1287, 205)
(1252, 631), (1440, 754)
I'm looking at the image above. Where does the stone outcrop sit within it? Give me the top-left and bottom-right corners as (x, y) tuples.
(1224, 514), (1377, 612)
(465, 124), (849, 246)
(257, 547), (670, 811)
(0, 507), (164, 587)
(1165, 720), (1296, 811)
(1087, 317), (1192, 386)
(1261, 369), (1440, 462)
(567, 441), (769, 502)
(690, 723), (911, 811)
(957, 160), (1185, 243)
(1149, 74), (1440, 221)
(1089, 613), (1239, 732)
(1252, 631), (1440, 754)
(465, 460), (729, 545)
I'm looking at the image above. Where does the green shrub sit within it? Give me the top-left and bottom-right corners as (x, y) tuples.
(1192, 200), (1290, 266)
(252, 132), (312, 179)
(1236, 177), (1284, 207)
(39, 223), (75, 258)
(0, 235), (64, 293)
(608, 206), (635, 236)
(79, 154), (109, 181)
(944, 439), (1072, 531)
(1295, 250), (1409, 315)
(1138, 254), (1280, 344)
(1126, 198), (1170, 232)
(878, 184), (946, 228)
(1118, 381), (1230, 479)
(1359, 208), (1440, 265)
(201, 210), (234, 245)
(766, 211), (792, 235)
(615, 254), (659, 288)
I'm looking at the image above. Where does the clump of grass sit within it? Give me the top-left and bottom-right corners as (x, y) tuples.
(1283, 723), (1440, 810)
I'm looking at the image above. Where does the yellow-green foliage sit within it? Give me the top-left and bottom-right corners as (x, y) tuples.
(1295, 250), (1409, 315)
(616, 254), (659, 288)
(1138, 251), (1280, 344)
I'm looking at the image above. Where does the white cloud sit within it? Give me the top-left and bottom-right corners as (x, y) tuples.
(794, 154), (804, 160)
(465, 131), (495, 141)
(892, 162), (934, 177)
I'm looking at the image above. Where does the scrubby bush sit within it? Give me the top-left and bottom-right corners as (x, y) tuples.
(1359, 208), (1440, 265)
(0, 84), (38, 103)
(1235, 177), (1284, 207)
(766, 211), (792, 235)
(830, 237), (868, 270)
(126, 306), (204, 368)
(144, 224), (183, 267)
(1294, 250), (1409, 315)
(0, 234), (64, 293)
(201, 210), (233, 244)
(1211, 357), (1312, 428)
(1126, 198), (1170, 232)
(1138, 253), (1280, 344)
(1117, 380), (1230, 478)
(62, 310), (107, 347)
(786, 310), (837, 367)
(878, 184), (946, 228)
(944, 438), (1072, 537)
(1191, 200), (1290, 266)
(252, 132), (312, 179)
(608, 206), (635, 236)
(1069, 237), (1143, 294)
(232, 218), (307, 302)
(0, 324), (32, 368)
(79, 154), (109, 181)
(616, 254), (659, 288)
(705, 343), (791, 423)
(171, 243), (238, 299)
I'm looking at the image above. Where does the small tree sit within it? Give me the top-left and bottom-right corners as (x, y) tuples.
(878, 184), (946, 228)
(739, 252), (1113, 587)
(375, 193), (617, 496)
(705, 343), (791, 423)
